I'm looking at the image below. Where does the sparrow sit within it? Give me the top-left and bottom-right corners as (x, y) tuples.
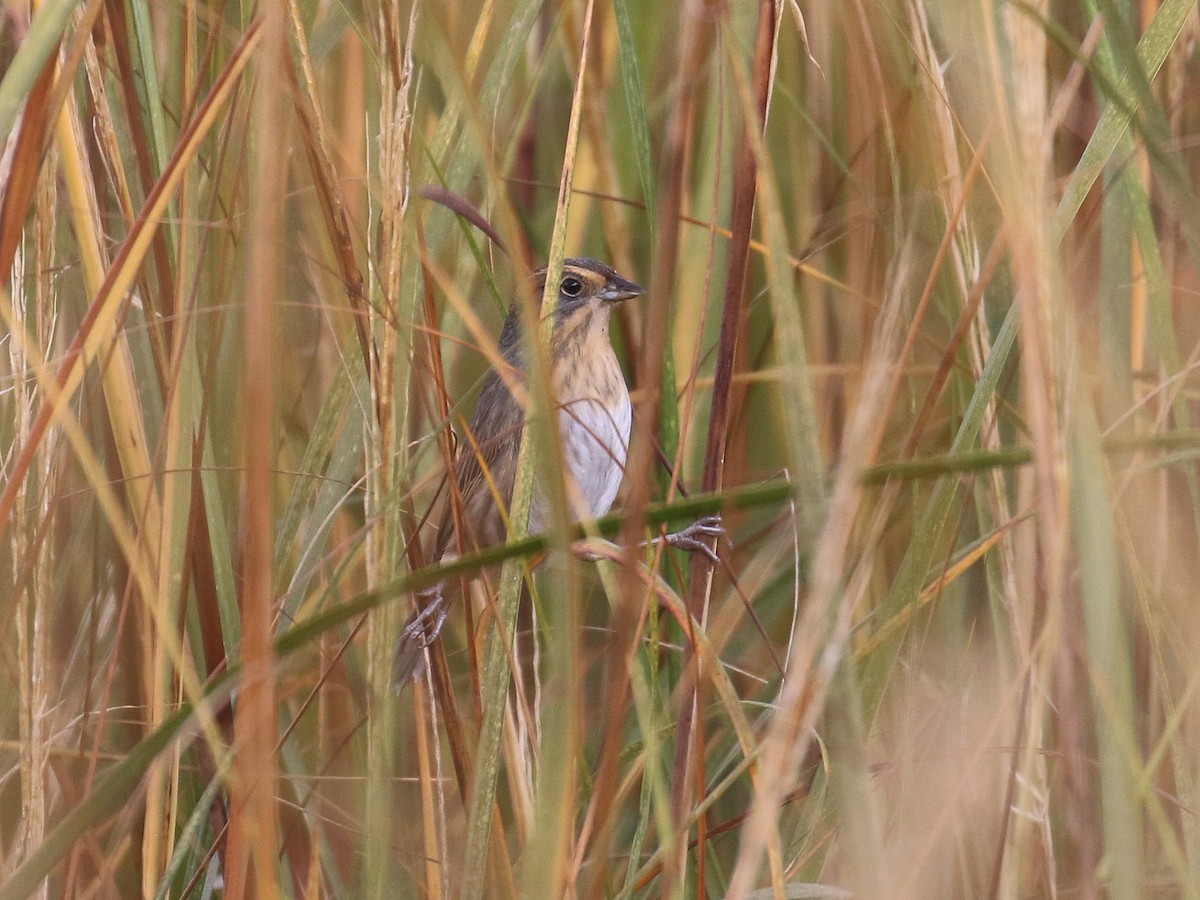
(393, 258), (644, 683)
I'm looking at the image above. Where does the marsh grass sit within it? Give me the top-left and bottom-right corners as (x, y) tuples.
(2, 1), (1200, 897)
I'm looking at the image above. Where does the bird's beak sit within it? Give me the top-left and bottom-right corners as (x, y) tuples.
(600, 275), (645, 303)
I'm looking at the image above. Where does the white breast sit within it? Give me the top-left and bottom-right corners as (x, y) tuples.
(558, 391), (631, 517)
(528, 371), (631, 532)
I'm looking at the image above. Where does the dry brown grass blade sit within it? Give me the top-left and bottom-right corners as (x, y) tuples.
(669, 1), (778, 893)
(581, 0), (715, 890)
(223, 5), (287, 897)
(419, 184), (509, 254)
(0, 0), (105, 278)
(410, 222), (476, 808)
(100, 0), (176, 332)
(284, 0), (373, 378)
(905, 229), (1007, 457)
(186, 429), (233, 686)
(694, 0), (776, 547)
(180, 432), (235, 854)
(0, 17), (263, 546)
(0, 39), (56, 278)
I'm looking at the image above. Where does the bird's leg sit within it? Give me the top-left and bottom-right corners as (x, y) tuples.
(649, 514), (724, 563)
(403, 584), (449, 649)
(565, 516), (725, 566)
(393, 584), (450, 685)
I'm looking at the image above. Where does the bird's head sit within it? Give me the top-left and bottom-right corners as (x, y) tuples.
(498, 258), (644, 359)
(535, 258), (645, 326)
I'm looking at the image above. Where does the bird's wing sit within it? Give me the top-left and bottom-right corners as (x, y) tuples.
(434, 367), (526, 560)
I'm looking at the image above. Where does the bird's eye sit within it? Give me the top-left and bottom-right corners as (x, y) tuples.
(561, 276), (584, 298)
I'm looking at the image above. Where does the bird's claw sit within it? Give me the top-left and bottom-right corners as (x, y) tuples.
(403, 591), (449, 650)
(665, 514), (724, 563)
(393, 589), (450, 685)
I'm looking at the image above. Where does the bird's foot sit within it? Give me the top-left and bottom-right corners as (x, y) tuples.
(393, 587), (449, 686)
(662, 514), (724, 563)
(403, 589), (449, 649)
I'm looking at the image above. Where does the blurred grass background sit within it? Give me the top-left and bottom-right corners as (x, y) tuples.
(2, 0), (1200, 897)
